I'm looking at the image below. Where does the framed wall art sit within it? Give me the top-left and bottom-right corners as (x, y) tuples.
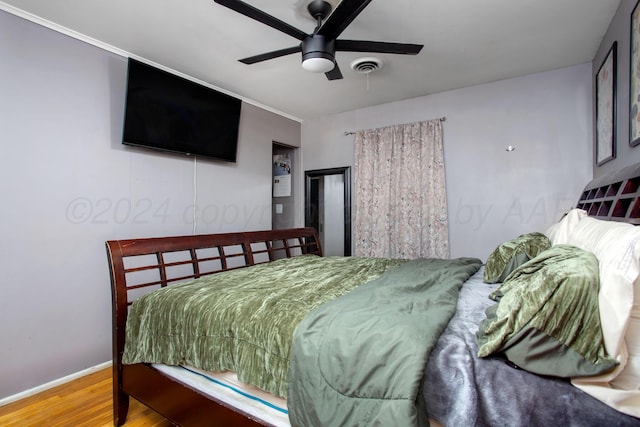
(631, 0), (640, 147)
(596, 41), (617, 165)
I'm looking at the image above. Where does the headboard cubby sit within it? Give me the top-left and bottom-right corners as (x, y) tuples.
(577, 162), (640, 225)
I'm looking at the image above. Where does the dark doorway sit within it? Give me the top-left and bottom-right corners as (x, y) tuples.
(305, 167), (351, 256)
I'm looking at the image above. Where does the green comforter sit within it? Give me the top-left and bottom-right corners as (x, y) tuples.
(288, 257), (482, 427)
(122, 255), (407, 398)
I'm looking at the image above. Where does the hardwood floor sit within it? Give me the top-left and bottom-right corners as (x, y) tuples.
(0, 367), (173, 427)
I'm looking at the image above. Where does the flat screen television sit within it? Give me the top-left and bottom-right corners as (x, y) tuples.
(122, 58), (242, 162)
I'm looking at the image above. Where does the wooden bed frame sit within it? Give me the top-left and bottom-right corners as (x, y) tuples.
(106, 162), (640, 427)
(106, 227), (321, 426)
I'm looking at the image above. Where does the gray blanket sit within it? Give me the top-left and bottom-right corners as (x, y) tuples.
(288, 257), (482, 427)
(423, 267), (640, 427)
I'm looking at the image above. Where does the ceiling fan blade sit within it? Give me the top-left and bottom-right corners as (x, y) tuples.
(335, 40), (423, 55)
(239, 46), (302, 64)
(325, 63), (343, 80)
(317, 0), (372, 40)
(214, 0), (308, 41)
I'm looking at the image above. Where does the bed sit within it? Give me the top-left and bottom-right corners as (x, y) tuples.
(107, 163), (640, 426)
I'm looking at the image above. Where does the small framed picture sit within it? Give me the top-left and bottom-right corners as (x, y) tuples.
(630, 1), (640, 147)
(596, 41), (616, 165)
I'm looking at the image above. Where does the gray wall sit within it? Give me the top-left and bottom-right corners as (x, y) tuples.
(302, 64), (593, 261)
(0, 9), (300, 399)
(593, 0), (640, 177)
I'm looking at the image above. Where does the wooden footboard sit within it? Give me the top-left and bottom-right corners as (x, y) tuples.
(106, 227), (321, 426)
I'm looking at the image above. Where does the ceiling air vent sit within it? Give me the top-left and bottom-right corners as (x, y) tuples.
(350, 57), (384, 74)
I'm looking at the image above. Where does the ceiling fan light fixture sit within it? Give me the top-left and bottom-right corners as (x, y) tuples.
(302, 55), (335, 73)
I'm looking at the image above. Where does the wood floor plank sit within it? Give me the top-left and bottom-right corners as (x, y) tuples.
(0, 368), (173, 426)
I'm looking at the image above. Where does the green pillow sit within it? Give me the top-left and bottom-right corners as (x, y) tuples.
(476, 244), (617, 378)
(483, 232), (550, 284)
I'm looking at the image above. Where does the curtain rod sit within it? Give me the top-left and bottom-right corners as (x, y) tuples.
(343, 116), (446, 136)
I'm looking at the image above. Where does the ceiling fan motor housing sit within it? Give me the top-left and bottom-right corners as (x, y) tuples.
(302, 35), (335, 63)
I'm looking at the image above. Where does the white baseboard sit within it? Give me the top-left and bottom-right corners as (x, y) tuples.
(0, 360), (112, 407)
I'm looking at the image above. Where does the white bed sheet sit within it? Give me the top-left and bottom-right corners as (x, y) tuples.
(152, 364), (290, 427)
(152, 364), (444, 427)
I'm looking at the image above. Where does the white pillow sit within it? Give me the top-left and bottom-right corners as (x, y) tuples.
(616, 276), (640, 391)
(545, 208), (587, 245)
(567, 216), (640, 418)
(566, 216), (639, 356)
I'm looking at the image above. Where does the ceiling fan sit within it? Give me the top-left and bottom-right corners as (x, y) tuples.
(213, 0), (424, 80)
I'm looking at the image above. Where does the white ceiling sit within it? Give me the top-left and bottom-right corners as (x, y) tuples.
(0, 0), (620, 121)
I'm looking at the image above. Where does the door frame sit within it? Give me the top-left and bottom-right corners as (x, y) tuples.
(304, 167), (351, 256)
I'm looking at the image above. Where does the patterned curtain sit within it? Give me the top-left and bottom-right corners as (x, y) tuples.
(353, 119), (449, 259)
